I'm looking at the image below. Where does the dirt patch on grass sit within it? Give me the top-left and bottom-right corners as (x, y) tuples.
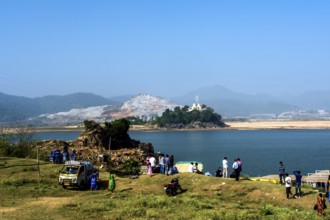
(0, 197), (73, 215)
(0, 207), (17, 213)
(29, 197), (72, 208)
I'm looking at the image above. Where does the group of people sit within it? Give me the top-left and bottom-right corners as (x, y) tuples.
(278, 161), (328, 216)
(145, 152), (177, 176)
(278, 161), (302, 199)
(89, 170), (116, 192)
(50, 146), (76, 164)
(212, 157), (242, 181)
(187, 162), (202, 173)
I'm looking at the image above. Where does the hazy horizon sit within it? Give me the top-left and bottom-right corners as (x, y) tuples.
(1, 1), (329, 98)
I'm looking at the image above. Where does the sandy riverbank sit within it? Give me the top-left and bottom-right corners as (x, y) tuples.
(131, 120), (330, 131)
(6, 120), (330, 133)
(226, 120), (330, 130)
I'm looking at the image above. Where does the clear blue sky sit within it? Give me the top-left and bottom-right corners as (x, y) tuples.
(0, 1), (329, 98)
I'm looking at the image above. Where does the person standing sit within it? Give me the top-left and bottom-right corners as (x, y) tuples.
(149, 155), (156, 173)
(90, 169), (99, 190)
(54, 148), (61, 164)
(293, 170), (302, 198)
(316, 193), (326, 216)
(278, 161), (286, 185)
(232, 159), (240, 181)
(237, 158), (242, 172)
(70, 149), (76, 161)
(145, 155), (150, 164)
(158, 154), (165, 174)
(50, 149), (55, 164)
(62, 145), (69, 163)
(285, 173), (293, 199)
(222, 157), (228, 178)
(108, 172), (115, 192)
(147, 162), (153, 176)
(164, 155), (170, 175)
(169, 155), (174, 175)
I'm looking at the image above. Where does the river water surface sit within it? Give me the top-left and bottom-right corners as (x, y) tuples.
(35, 129), (330, 177)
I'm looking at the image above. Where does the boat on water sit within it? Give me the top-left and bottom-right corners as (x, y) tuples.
(175, 161), (203, 173)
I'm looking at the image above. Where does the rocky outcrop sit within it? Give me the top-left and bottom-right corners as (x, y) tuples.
(72, 123), (108, 150)
(36, 140), (71, 150)
(35, 121), (154, 166)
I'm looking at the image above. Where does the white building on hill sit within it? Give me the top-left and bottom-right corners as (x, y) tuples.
(187, 96), (206, 112)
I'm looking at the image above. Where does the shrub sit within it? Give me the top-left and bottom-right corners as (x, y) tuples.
(110, 159), (141, 176)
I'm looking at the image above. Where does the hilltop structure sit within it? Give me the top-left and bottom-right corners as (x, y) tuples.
(187, 96), (206, 112)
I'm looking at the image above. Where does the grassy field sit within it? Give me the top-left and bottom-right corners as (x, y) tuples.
(0, 157), (328, 220)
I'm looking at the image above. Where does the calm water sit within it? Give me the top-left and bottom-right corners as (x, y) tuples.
(35, 130), (330, 177)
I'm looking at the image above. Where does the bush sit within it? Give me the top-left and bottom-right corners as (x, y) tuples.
(109, 159), (141, 176)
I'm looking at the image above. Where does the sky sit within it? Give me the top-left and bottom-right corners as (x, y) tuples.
(0, 0), (329, 98)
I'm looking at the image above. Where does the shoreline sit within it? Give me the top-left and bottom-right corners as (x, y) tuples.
(26, 120), (330, 133)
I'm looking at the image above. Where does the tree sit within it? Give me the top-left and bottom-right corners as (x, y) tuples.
(0, 126), (34, 158)
(155, 105), (226, 127)
(83, 120), (99, 131)
(104, 118), (132, 149)
(13, 127), (34, 158)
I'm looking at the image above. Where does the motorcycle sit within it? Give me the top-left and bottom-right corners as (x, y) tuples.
(164, 177), (182, 196)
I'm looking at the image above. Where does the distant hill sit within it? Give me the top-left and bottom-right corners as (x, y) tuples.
(172, 85), (297, 117)
(34, 93), (118, 114)
(283, 90), (330, 110)
(2, 85), (330, 124)
(35, 94), (180, 126)
(0, 92), (39, 122)
(0, 92), (117, 123)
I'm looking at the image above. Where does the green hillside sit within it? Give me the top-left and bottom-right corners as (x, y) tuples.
(0, 92), (117, 123)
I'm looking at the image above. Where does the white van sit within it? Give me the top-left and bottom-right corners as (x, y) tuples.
(58, 161), (95, 189)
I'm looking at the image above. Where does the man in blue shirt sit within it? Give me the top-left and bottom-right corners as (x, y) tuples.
(278, 161), (285, 185)
(232, 159), (240, 181)
(293, 170), (302, 198)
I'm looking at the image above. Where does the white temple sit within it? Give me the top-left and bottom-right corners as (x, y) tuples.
(187, 96), (205, 112)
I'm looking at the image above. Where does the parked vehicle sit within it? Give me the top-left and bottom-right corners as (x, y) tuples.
(164, 177), (182, 196)
(58, 161), (94, 189)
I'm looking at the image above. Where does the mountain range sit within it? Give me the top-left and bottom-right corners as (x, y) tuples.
(1, 85), (330, 125)
(0, 92), (117, 124)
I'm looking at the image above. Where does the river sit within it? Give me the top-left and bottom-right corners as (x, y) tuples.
(34, 129), (330, 177)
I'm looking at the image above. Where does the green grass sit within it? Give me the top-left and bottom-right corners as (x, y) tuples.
(0, 157), (328, 220)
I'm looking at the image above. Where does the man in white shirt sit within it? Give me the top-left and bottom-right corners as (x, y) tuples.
(149, 156), (156, 172)
(285, 173), (293, 199)
(222, 157), (228, 178)
(187, 162), (194, 173)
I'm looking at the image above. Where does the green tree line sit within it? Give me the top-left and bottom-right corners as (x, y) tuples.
(155, 105), (226, 127)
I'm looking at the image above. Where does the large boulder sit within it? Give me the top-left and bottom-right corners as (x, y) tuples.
(72, 122), (108, 150)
